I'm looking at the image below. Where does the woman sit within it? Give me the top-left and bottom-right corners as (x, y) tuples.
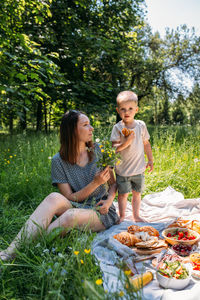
(0, 110), (119, 261)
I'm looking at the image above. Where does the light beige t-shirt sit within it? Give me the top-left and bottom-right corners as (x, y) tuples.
(110, 120), (150, 176)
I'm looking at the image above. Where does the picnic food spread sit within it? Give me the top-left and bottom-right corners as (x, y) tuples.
(113, 218), (200, 290)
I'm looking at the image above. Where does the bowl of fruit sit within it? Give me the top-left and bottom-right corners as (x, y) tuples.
(172, 244), (193, 257)
(162, 227), (200, 246)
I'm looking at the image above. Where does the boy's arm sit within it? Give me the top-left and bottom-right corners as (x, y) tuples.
(112, 132), (135, 152)
(143, 140), (153, 172)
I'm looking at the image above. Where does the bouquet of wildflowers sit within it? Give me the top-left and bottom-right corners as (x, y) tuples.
(95, 139), (121, 169)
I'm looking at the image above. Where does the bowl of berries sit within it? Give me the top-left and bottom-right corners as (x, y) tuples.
(172, 243), (193, 256)
(162, 227), (200, 246)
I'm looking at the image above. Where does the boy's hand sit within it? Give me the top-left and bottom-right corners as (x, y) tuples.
(126, 131), (135, 145)
(114, 131), (135, 152)
(122, 128), (134, 137)
(127, 131), (134, 139)
(146, 160), (153, 172)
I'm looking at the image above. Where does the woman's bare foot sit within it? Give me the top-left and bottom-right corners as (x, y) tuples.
(0, 251), (15, 262)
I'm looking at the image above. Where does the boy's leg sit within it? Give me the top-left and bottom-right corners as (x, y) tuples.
(131, 190), (144, 222)
(118, 193), (129, 223)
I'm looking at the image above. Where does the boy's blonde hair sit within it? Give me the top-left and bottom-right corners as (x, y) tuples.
(116, 91), (138, 106)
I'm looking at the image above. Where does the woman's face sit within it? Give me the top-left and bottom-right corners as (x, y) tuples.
(77, 114), (94, 143)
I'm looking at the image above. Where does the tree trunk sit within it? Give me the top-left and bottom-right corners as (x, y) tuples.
(9, 113), (13, 133)
(20, 107), (27, 130)
(44, 100), (47, 133)
(36, 101), (43, 131)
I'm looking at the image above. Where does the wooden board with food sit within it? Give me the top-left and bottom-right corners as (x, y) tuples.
(113, 225), (168, 255)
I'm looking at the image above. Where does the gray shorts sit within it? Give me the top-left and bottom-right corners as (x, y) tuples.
(116, 173), (145, 194)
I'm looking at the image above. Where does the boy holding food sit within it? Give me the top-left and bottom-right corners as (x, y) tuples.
(110, 91), (153, 222)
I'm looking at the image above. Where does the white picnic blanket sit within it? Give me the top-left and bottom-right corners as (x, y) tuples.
(92, 187), (200, 300)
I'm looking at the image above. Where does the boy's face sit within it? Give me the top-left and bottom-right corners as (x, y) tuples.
(116, 101), (138, 124)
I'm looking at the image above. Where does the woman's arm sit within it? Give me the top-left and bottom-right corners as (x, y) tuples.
(96, 168), (117, 214)
(57, 166), (111, 202)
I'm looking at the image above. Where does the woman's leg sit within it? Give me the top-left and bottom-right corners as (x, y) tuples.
(0, 192), (72, 260)
(47, 208), (105, 233)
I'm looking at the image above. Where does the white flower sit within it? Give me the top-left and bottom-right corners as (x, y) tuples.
(48, 156), (52, 160)
(194, 158), (199, 163)
(95, 138), (100, 143)
(43, 249), (49, 253)
(58, 253), (65, 258)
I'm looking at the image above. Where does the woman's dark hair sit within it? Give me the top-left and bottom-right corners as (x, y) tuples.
(59, 110), (94, 164)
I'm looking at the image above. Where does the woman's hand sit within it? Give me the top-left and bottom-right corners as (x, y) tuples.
(93, 166), (110, 186)
(96, 198), (112, 215)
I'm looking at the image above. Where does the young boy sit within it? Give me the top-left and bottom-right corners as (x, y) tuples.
(110, 91), (153, 222)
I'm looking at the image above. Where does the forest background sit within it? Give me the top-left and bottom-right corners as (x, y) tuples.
(0, 0), (200, 132)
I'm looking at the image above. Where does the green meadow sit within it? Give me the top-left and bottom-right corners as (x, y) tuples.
(0, 125), (199, 299)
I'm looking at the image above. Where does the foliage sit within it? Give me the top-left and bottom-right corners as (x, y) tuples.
(0, 0), (200, 133)
(0, 0), (66, 132)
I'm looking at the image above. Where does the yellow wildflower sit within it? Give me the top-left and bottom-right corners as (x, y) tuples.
(7, 160), (10, 164)
(84, 249), (91, 254)
(99, 145), (103, 148)
(119, 291), (124, 297)
(101, 149), (104, 153)
(116, 160), (121, 166)
(9, 155), (13, 158)
(124, 270), (132, 276)
(74, 251), (79, 255)
(80, 259), (84, 264)
(95, 279), (103, 285)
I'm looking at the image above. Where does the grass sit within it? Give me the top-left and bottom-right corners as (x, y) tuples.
(0, 124), (200, 299)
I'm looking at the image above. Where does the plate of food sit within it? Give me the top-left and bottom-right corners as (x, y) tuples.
(162, 227), (200, 246)
(190, 253), (200, 279)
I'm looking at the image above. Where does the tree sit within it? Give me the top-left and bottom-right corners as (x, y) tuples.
(0, 0), (65, 132)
